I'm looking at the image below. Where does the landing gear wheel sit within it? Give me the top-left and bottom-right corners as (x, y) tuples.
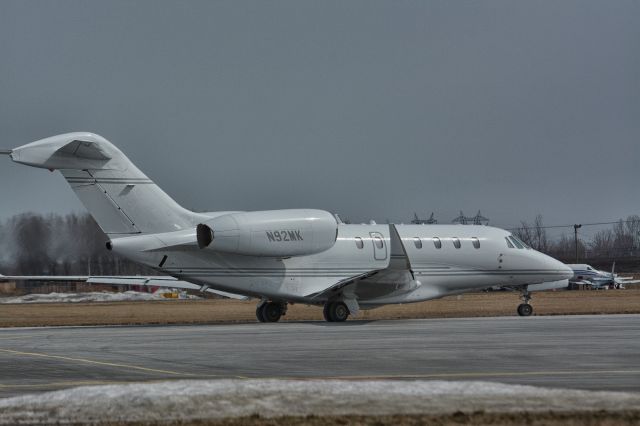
(256, 304), (267, 322)
(323, 301), (349, 322)
(517, 303), (533, 317)
(323, 303), (333, 322)
(516, 286), (533, 317)
(260, 302), (284, 322)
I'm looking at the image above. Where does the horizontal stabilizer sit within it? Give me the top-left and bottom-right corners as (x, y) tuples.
(8, 133), (121, 170)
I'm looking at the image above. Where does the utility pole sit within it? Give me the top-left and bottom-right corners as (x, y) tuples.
(574, 224), (582, 263)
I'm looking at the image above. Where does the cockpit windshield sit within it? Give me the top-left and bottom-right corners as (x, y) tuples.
(507, 235), (531, 249)
(513, 235), (531, 249)
(509, 236), (524, 249)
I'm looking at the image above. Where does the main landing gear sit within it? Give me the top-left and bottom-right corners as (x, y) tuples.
(323, 301), (350, 322)
(256, 301), (287, 322)
(517, 287), (533, 317)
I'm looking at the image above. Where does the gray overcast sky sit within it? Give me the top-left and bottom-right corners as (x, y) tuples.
(0, 0), (638, 231)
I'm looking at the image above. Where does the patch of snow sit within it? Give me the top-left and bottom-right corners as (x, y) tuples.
(0, 379), (638, 424)
(0, 289), (200, 304)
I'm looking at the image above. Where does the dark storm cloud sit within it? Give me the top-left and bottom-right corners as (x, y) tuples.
(1, 0), (638, 228)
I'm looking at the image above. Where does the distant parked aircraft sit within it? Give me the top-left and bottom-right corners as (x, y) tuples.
(567, 263), (640, 289)
(1, 133), (572, 320)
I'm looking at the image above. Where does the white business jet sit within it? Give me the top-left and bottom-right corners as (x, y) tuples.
(0, 133), (572, 321)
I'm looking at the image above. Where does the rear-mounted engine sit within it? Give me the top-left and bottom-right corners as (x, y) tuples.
(196, 209), (338, 257)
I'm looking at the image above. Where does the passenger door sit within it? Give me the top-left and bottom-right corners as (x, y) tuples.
(370, 232), (387, 261)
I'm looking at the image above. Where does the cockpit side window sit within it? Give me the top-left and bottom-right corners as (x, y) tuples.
(505, 237), (514, 248)
(471, 237), (480, 249)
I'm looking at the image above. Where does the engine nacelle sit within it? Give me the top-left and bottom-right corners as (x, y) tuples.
(196, 209), (338, 257)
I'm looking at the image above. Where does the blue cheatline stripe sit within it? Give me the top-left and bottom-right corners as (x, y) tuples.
(164, 268), (369, 272)
(164, 266), (566, 273)
(165, 270), (568, 278)
(65, 178), (152, 181)
(572, 270), (598, 276)
(163, 268), (371, 272)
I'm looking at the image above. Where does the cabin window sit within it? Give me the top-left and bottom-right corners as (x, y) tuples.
(433, 237), (442, 249)
(505, 237), (514, 248)
(413, 237), (422, 249)
(472, 237), (480, 249)
(374, 237), (384, 249)
(355, 237), (364, 249)
(452, 238), (461, 249)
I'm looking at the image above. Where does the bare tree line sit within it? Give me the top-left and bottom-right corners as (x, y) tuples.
(513, 214), (640, 260)
(0, 213), (153, 275)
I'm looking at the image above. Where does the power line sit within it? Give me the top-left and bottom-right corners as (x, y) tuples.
(504, 219), (638, 232)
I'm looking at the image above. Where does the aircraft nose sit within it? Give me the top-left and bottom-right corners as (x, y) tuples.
(537, 252), (573, 280)
(555, 258), (574, 280)
(563, 264), (574, 280)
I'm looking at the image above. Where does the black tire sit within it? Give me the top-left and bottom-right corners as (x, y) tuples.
(256, 304), (267, 322)
(323, 303), (333, 322)
(329, 301), (349, 322)
(262, 302), (283, 322)
(517, 303), (533, 317)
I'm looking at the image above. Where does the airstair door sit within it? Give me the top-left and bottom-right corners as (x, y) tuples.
(370, 232), (387, 261)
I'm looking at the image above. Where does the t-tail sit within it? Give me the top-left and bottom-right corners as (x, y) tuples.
(5, 132), (201, 236)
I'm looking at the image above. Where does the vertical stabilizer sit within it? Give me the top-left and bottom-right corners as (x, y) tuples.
(9, 132), (200, 236)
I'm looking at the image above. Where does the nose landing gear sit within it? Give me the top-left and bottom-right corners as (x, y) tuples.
(517, 303), (533, 316)
(256, 301), (287, 322)
(517, 287), (533, 317)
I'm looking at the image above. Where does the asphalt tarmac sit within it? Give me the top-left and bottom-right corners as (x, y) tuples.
(0, 314), (638, 398)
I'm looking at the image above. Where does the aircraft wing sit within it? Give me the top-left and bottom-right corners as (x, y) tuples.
(305, 271), (380, 299)
(526, 279), (568, 291)
(570, 279), (593, 286)
(0, 274), (92, 281)
(499, 279), (569, 292)
(614, 275), (640, 283)
(0, 274), (249, 300)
